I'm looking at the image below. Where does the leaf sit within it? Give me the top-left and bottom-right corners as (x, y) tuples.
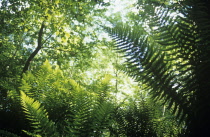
(20, 91), (59, 136)
(101, 74), (112, 85)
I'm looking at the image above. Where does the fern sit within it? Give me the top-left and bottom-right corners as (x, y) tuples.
(105, 0), (210, 136)
(151, 2), (210, 136)
(65, 91), (93, 137)
(19, 60), (117, 136)
(20, 91), (59, 137)
(105, 23), (185, 118)
(112, 98), (157, 137)
(64, 75), (115, 137)
(92, 101), (114, 136)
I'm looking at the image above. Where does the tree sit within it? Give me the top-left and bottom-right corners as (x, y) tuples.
(0, 0), (109, 135)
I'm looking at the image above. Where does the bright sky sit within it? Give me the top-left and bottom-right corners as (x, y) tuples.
(105, 0), (137, 19)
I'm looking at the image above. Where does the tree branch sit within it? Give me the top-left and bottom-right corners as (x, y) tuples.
(22, 21), (45, 75)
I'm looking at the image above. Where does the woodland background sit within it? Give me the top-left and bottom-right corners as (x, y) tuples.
(0, 0), (210, 136)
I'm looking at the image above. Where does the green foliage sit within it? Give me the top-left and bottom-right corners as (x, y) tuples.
(3, 0), (209, 136)
(20, 91), (58, 137)
(112, 99), (157, 137)
(0, 130), (20, 137)
(0, 0), (109, 134)
(18, 59), (168, 137)
(109, 90), (182, 137)
(17, 60), (116, 136)
(105, 0), (210, 136)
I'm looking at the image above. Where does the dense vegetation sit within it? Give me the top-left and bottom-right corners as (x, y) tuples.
(1, 0), (210, 136)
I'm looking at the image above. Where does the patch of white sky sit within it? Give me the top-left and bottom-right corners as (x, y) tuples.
(0, 1), (30, 13)
(104, 0), (137, 19)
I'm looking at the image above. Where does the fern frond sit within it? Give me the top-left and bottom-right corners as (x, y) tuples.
(64, 86), (95, 137)
(20, 91), (59, 137)
(106, 24), (186, 119)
